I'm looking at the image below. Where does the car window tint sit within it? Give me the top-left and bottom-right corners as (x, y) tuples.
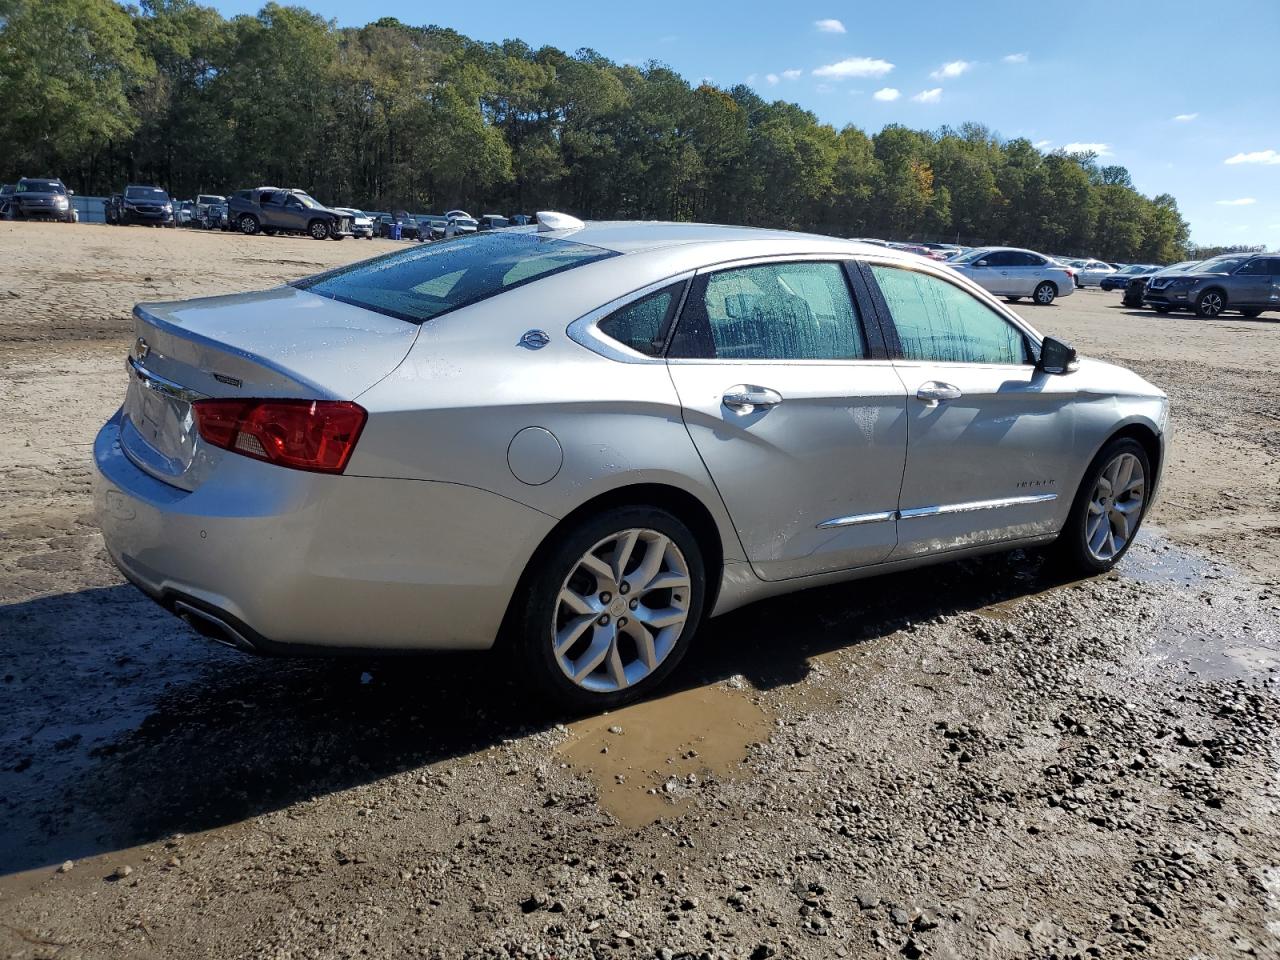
(674, 261), (866, 360)
(598, 286), (680, 356)
(870, 265), (1029, 365)
(296, 232), (618, 325)
(1237, 259), (1268, 275)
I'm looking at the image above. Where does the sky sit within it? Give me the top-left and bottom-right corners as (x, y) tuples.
(209, 0), (1280, 249)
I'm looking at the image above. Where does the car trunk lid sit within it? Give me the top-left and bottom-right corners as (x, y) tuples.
(118, 285), (419, 491)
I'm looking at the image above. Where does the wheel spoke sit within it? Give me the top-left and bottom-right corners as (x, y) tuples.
(639, 605), (686, 630)
(572, 627), (613, 682)
(627, 534), (670, 593)
(646, 570), (691, 592)
(554, 614), (595, 656)
(629, 621), (658, 670)
(1086, 511), (1106, 542)
(578, 551), (614, 586)
(605, 633), (628, 688)
(1110, 509), (1130, 543)
(1088, 499), (1104, 517)
(1114, 455), (1134, 493)
(558, 588), (594, 617)
(611, 530), (640, 583)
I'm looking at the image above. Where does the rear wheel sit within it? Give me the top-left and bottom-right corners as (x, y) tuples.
(1195, 289), (1226, 318)
(1053, 437), (1150, 575)
(1033, 281), (1057, 306)
(238, 214), (259, 235)
(511, 506), (706, 710)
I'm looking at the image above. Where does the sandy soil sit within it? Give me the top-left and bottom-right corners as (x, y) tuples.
(1, 222), (1278, 959)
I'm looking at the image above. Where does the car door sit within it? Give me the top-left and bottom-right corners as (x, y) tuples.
(861, 260), (1079, 560)
(1231, 257), (1278, 307)
(971, 250), (1019, 295)
(665, 258), (908, 581)
(1015, 252), (1054, 295)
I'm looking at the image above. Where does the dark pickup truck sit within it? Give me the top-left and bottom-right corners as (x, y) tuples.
(228, 187), (351, 240)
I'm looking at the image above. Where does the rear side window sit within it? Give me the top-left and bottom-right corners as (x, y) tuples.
(296, 232), (618, 324)
(598, 285), (682, 356)
(869, 264), (1030, 365)
(669, 261), (867, 361)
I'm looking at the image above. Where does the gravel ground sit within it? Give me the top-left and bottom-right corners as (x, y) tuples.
(1, 223), (1278, 959)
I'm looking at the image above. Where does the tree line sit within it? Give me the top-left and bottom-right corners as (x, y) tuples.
(0, 0), (1193, 262)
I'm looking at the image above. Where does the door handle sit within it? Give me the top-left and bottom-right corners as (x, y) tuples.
(916, 381), (962, 407)
(722, 384), (782, 414)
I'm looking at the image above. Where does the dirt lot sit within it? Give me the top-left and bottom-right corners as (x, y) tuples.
(1, 222), (1278, 960)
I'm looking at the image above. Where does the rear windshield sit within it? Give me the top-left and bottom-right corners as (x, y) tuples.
(295, 231), (618, 324)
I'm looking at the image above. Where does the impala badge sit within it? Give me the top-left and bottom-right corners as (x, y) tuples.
(135, 337), (150, 360)
(519, 329), (550, 350)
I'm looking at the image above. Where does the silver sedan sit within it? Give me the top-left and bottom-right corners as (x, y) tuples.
(94, 218), (1168, 707)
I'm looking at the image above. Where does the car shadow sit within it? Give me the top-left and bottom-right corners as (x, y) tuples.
(0, 546), (1073, 875)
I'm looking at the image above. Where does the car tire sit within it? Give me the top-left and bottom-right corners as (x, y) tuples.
(238, 214), (259, 236)
(1241, 308), (1263, 318)
(1195, 289), (1226, 319)
(1053, 437), (1151, 576)
(509, 505), (706, 711)
(308, 219), (330, 241)
(1033, 281), (1057, 306)
(327, 222), (345, 240)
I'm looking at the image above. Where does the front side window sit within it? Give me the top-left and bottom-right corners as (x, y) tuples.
(669, 261), (866, 361)
(598, 285), (682, 356)
(869, 264), (1030, 365)
(1235, 258), (1269, 275)
(296, 231), (618, 324)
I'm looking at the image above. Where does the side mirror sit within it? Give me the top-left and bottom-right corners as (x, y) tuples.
(974, 260), (988, 268)
(1038, 336), (1077, 375)
(68, 189), (76, 196)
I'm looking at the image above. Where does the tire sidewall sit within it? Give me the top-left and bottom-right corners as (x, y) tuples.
(514, 505), (706, 711)
(1059, 437), (1152, 575)
(1034, 281), (1056, 305)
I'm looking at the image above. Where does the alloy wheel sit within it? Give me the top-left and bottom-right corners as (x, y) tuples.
(1199, 292), (1224, 318)
(1085, 452), (1145, 562)
(1035, 282), (1056, 305)
(553, 528), (691, 693)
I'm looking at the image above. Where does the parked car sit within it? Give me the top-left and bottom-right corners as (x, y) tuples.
(444, 209), (471, 221)
(107, 185), (175, 227)
(478, 214), (510, 231)
(10, 177), (76, 222)
(175, 200), (196, 226)
(1143, 253), (1280, 318)
(888, 241), (948, 261)
(1072, 259), (1116, 287)
(228, 187), (351, 240)
(377, 210), (421, 240)
(94, 219), (1166, 708)
(0, 183), (14, 218)
(334, 207), (376, 239)
(195, 194), (226, 228)
(510, 214), (531, 226)
(448, 214), (479, 235)
(947, 247), (1075, 305)
(1122, 261), (1199, 307)
(419, 216), (449, 240)
(1099, 264), (1160, 292)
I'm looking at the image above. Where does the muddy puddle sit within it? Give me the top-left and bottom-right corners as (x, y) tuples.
(558, 685), (771, 828)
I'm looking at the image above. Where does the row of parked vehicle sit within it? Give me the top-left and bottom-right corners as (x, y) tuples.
(1105, 255), (1279, 318)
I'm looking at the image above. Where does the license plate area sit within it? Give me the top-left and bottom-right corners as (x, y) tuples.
(119, 358), (205, 482)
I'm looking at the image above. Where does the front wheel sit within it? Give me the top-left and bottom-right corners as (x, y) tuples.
(511, 506), (706, 710)
(308, 219), (330, 240)
(1053, 437), (1151, 575)
(1195, 289), (1225, 318)
(1033, 281), (1057, 306)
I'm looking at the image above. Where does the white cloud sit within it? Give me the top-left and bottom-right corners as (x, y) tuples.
(1216, 198), (1257, 206)
(814, 18), (846, 33)
(873, 87), (900, 102)
(1063, 142), (1113, 157)
(1002, 52), (1028, 64)
(813, 57), (895, 79)
(765, 73), (780, 86)
(1034, 139), (1052, 150)
(781, 68), (802, 81)
(1172, 113), (1198, 122)
(912, 88), (942, 103)
(1225, 149), (1280, 165)
(930, 60), (972, 81)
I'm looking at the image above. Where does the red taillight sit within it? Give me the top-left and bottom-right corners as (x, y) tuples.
(192, 399), (367, 474)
